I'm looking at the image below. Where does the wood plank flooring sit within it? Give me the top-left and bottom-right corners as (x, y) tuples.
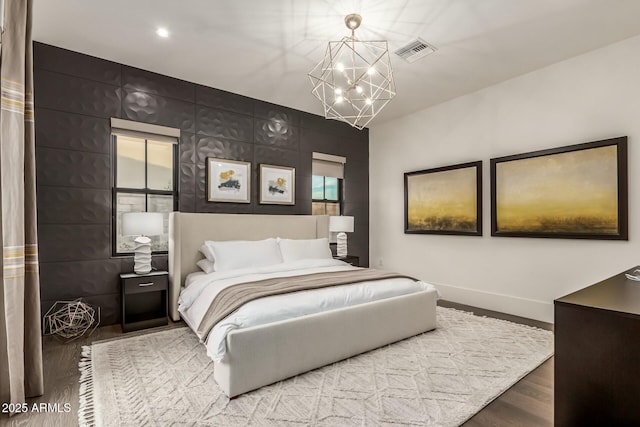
(1, 302), (554, 427)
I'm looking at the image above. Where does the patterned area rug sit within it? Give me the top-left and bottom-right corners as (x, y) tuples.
(78, 307), (553, 426)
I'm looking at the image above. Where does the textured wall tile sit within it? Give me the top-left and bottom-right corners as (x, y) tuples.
(179, 192), (196, 212)
(343, 180), (368, 204)
(196, 106), (252, 142)
(196, 85), (253, 115)
(344, 159), (369, 185)
(123, 66), (195, 103)
(82, 293), (120, 325)
(195, 136), (253, 165)
(300, 110), (365, 139)
(35, 108), (111, 154)
(253, 204), (298, 215)
(34, 70), (121, 118)
(179, 132), (195, 164)
(342, 202), (369, 223)
(195, 196), (254, 214)
(300, 111), (328, 131)
(37, 187), (111, 224)
(296, 174), (312, 207)
(39, 224), (111, 262)
(34, 42), (121, 86)
(254, 119), (299, 151)
(254, 100), (300, 126)
(299, 128), (340, 154)
(40, 259), (122, 300)
(36, 148), (110, 189)
(180, 162), (196, 194)
(122, 90), (195, 132)
(254, 146), (299, 167)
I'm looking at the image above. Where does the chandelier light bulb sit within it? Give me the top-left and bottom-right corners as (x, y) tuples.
(355, 85), (363, 94)
(336, 62), (345, 72)
(156, 27), (170, 38)
(365, 98), (373, 105)
(335, 88), (342, 95)
(367, 67), (376, 75)
(336, 96), (344, 103)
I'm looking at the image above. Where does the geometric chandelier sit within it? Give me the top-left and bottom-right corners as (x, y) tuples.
(308, 14), (396, 130)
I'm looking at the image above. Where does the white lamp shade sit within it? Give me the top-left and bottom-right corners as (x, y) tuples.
(122, 212), (164, 236)
(329, 216), (354, 233)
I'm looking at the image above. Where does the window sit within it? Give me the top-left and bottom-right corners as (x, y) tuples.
(112, 119), (179, 255)
(312, 175), (342, 215)
(312, 152), (346, 215)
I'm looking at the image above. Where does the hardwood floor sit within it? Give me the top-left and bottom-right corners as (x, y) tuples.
(1, 302), (554, 427)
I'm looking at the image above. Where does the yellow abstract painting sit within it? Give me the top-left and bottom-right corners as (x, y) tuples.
(495, 144), (619, 235)
(406, 163), (480, 234)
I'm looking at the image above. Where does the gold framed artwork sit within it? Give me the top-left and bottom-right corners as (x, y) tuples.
(490, 137), (628, 239)
(404, 161), (482, 236)
(259, 164), (295, 205)
(206, 158), (251, 203)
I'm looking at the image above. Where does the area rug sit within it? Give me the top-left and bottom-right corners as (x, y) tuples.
(78, 307), (553, 426)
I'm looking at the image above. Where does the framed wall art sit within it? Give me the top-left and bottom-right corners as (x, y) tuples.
(206, 158), (251, 203)
(404, 161), (482, 236)
(490, 136), (627, 239)
(259, 164), (295, 205)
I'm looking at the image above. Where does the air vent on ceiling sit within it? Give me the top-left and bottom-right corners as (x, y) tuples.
(394, 38), (437, 63)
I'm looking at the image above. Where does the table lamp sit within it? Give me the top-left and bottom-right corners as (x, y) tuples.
(122, 212), (163, 274)
(329, 215), (354, 258)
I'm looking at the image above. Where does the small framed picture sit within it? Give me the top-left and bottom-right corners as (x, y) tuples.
(206, 158), (251, 203)
(259, 164), (295, 205)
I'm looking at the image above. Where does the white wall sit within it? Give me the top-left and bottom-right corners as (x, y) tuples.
(370, 35), (640, 323)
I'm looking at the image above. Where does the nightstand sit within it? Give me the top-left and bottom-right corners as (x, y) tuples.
(121, 270), (168, 332)
(334, 255), (359, 267)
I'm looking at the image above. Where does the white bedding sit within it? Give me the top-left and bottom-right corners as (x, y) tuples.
(178, 258), (437, 362)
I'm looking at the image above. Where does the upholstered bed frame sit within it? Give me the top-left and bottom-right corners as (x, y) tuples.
(169, 212), (438, 397)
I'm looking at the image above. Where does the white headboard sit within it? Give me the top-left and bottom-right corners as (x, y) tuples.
(168, 212), (330, 320)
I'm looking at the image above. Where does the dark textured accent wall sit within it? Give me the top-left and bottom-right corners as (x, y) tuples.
(34, 42), (369, 325)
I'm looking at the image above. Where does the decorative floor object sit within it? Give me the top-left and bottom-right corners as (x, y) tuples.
(43, 299), (100, 342)
(78, 307), (553, 426)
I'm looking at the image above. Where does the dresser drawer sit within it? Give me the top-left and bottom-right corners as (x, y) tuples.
(124, 274), (168, 295)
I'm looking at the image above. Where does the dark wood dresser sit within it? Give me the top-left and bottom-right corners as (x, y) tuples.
(554, 266), (640, 426)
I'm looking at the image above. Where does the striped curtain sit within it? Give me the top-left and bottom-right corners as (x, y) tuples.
(0, 0), (44, 411)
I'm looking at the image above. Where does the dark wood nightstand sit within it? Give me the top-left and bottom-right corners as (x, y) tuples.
(121, 270), (168, 332)
(334, 255), (359, 267)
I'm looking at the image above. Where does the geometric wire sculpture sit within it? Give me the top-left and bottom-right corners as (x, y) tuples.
(308, 13), (396, 130)
(43, 298), (100, 342)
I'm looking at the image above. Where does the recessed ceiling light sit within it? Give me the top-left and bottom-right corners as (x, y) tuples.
(156, 27), (169, 38)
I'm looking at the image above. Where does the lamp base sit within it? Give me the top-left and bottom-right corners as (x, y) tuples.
(336, 232), (348, 258)
(133, 236), (152, 274)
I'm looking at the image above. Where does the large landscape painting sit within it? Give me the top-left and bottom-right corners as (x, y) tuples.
(405, 161), (482, 235)
(491, 137), (627, 239)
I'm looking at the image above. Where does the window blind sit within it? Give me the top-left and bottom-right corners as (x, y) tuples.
(111, 118), (180, 144)
(312, 152), (346, 179)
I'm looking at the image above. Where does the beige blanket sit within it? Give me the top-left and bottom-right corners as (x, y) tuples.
(196, 269), (416, 339)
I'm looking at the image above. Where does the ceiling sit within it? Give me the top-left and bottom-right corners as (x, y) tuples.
(33, 0), (640, 127)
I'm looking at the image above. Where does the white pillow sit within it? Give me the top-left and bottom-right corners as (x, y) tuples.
(196, 259), (215, 274)
(204, 238), (283, 272)
(278, 238), (332, 262)
(200, 244), (215, 262)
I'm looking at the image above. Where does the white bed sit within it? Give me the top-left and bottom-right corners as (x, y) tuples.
(169, 212), (438, 397)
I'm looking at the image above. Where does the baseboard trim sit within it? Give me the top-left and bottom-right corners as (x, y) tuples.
(434, 282), (554, 324)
